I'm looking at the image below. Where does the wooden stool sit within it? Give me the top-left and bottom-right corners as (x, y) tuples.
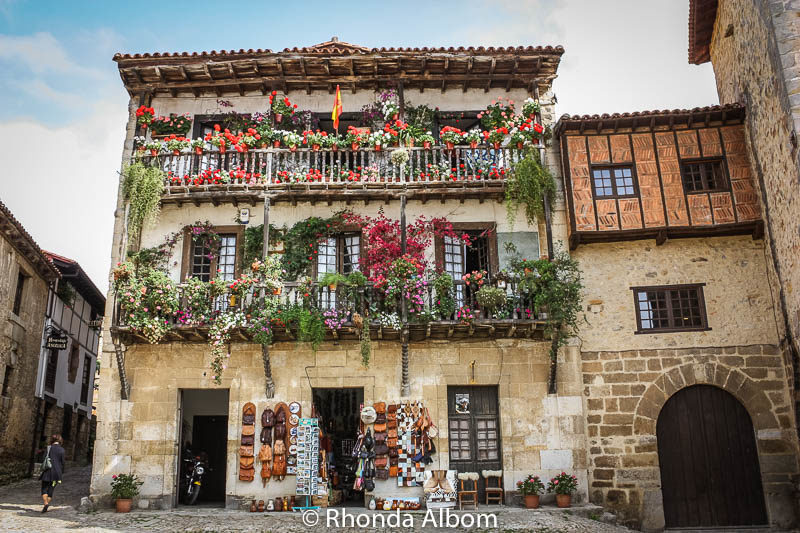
(457, 473), (479, 510)
(482, 470), (504, 505)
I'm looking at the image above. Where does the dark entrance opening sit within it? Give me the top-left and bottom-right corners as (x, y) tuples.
(446, 385), (502, 501)
(178, 389), (229, 507)
(657, 384), (768, 528)
(312, 387), (364, 506)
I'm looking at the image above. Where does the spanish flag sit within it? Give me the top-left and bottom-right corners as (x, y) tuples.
(332, 84), (343, 132)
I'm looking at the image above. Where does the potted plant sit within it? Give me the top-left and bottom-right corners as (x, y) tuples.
(110, 473), (143, 513)
(510, 129), (527, 150)
(547, 472), (578, 508)
(306, 130), (327, 151)
(478, 97), (515, 130)
(283, 132), (302, 152)
(486, 127), (508, 149)
(439, 126), (463, 150)
(149, 113), (192, 137)
(346, 126), (364, 151)
(476, 286), (507, 318)
(190, 138), (206, 155)
(517, 475), (545, 509)
(522, 97), (540, 119)
(462, 270), (487, 288)
(269, 91), (296, 123)
(320, 272), (348, 292)
(135, 105), (155, 129)
(369, 131), (391, 151)
(464, 129), (482, 149)
(144, 140), (162, 157)
(164, 135), (190, 155)
(418, 132), (435, 149)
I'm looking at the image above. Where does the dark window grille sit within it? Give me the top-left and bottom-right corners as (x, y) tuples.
(448, 418), (472, 461)
(190, 242), (212, 281)
(681, 159), (726, 192)
(633, 284), (709, 333)
(12, 272), (25, 315)
(44, 349), (58, 393)
(591, 165), (637, 198)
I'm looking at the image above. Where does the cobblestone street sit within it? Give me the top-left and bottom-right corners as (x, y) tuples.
(0, 466), (632, 532)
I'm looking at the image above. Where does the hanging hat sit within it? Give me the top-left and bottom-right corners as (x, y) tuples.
(360, 406), (377, 424)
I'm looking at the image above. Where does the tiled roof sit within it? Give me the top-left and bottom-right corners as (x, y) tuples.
(559, 103), (743, 122)
(44, 251), (105, 313)
(556, 104), (744, 135)
(688, 0), (718, 64)
(0, 200), (60, 282)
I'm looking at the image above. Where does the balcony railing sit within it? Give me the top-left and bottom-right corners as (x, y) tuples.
(112, 277), (546, 344)
(136, 145), (524, 201)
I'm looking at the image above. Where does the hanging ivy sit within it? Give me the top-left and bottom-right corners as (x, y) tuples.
(281, 214), (346, 279)
(121, 162), (165, 240)
(243, 224), (285, 265)
(505, 149), (556, 227)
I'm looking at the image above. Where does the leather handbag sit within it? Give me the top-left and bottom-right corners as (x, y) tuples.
(273, 440), (286, 455)
(374, 402), (386, 414)
(376, 468), (389, 480)
(261, 409), (274, 427)
(388, 446), (398, 458)
(387, 418), (397, 430)
(260, 427), (272, 445)
(239, 445), (254, 457)
(374, 422), (387, 432)
(240, 456), (255, 468)
(241, 434), (255, 446)
(242, 425), (256, 436)
(243, 413), (256, 425)
(274, 424), (286, 440)
(388, 428), (398, 439)
(389, 455), (399, 466)
(239, 467), (255, 482)
(389, 465), (398, 477)
(374, 443), (389, 456)
(375, 412), (386, 424)
(374, 432), (387, 443)
(375, 456), (388, 469)
(276, 410), (286, 425)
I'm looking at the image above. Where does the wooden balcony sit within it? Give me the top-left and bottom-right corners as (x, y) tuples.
(140, 145), (524, 205)
(111, 278), (547, 345)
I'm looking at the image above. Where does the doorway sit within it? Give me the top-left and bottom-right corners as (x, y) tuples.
(657, 385), (768, 528)
(312, 387), (364, 506)
(177, 389), (229, 506)
(446, 385), (502, 501)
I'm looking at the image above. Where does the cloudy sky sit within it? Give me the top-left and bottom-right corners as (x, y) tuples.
(0, 0), (717, 293)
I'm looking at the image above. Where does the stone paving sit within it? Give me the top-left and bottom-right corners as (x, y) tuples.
(0, 466), (631, 532)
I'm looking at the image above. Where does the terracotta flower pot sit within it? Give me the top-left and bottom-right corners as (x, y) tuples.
(289, 146), (297, 152)
(331, 144), (338, 152)
(556, 494), (571, 508)
(148, 149), (158, 157)
(219, 145), (226, 154)
(423, 141), (431, 149)
(469, 141), (478, 149)
(533, 138), (540, 145)
(351, 142), (360, 151)
(445, 141), (455, 150)
(172, 149), (180, 155)
(524, 494), (540, 509)
(493, 142), (501, 149)
(406, 139), (415, 147)
(272, 287), (282, 295)
(516, 142), (524, 149)
(194, 147), (203, 155)
(374, 144), (381, 152)
(273, 140), (281, 148)
(259, 142), (268, 149)
(115, 499), (133, 513)
(312, 144), (320, 151)
(141, 123), (148, 129)
(274, 113), (283, 123)
(328, 284), (337, 291)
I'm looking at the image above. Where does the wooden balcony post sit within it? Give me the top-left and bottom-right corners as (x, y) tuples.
(400, 193), (410, 397)
(535, 86), (554, 260)
(261, 194), (275, 398)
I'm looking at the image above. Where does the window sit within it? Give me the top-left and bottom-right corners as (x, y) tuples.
(632, 284), (709, 333)
(1, 365), (12, 397)
(591, 166), (637, 198)
(44, 349), (58, 393)
(12, 271), (25, 315)
(316, 233), (361, 308)
(68, 343), (80, 383)
(438, 226), (497, 306)
(80, 356), (91, 405)
(181, 226), (244, 282)
(681, 159), (727, 192)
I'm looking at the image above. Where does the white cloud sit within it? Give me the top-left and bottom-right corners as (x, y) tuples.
(8, 78), (87, 108)
(0, 32), (105, 79)
(0, 99), (127, 294)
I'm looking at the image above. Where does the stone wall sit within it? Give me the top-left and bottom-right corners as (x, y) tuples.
(582, 344), (798, 530)
(0, 234), (51, 485)
(90, 337), (587, 508)
(710, 0), (800, 412)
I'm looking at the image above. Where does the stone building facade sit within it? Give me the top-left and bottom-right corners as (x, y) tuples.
(0, 200), (60, 484)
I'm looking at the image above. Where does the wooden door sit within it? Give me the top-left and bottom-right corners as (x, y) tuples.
(657, 385), (767, 528)
(447, 386), (502, 500)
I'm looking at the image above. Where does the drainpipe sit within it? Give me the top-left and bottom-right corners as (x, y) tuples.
(29, 280), (58, 476)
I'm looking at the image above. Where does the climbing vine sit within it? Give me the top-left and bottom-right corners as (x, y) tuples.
(505, 149), (556, 227)
(280, 214), (347, 279)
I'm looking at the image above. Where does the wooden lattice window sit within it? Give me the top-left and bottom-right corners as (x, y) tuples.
(591, 165), (637, 198)
(448, 418), (472, 461)
(632, 284), (709, 334)
(475, 417), (499, 460)
(681, 159), (727, 192)
(181, 226), (243, 282)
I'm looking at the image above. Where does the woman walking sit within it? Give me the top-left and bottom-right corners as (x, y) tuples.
(40, 434), (65, 513)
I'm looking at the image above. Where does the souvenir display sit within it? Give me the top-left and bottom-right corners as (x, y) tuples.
(259, 407), (274, 486)
(296, 418), (321, 497)
(239, 403), (256, 481)
(423, 470), (457, 508)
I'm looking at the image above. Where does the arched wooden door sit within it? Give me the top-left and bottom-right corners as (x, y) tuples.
(657, 385), (768, 528)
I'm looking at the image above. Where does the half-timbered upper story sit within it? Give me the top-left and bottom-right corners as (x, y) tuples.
(555, 105), (763, 249)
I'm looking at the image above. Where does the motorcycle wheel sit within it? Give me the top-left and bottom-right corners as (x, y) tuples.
(186, 483), (200, 505)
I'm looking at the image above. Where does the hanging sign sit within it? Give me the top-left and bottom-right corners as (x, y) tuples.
(45, 334), (67, 350)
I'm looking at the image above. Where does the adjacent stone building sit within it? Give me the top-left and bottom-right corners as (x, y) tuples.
(0, 200), (60, 484)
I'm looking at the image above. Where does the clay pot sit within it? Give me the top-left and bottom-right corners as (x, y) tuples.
(328, 284), (337, 292)
(517, 141), (524, 149)
(524, 494), (540, 509)
(172, 149), (180, 156)
(374, 144), (382, 152)
(194, 147), (203, 155)
(406, 139), (415, 148)
(273, 140), (281, 148)
(445, 142), (455, 150)
(423, 141), (431, 149)
(351, 142), (360, 151)
(312, 144), (320, 151)
(115, 499), (132, 513)
(492, 142), (501, 149)
(533, 138), (540, 145)
(149, 149), (159, 157)
(219, 144), (226, 154)
(556, 494), (571, 508)
(272, 287), (282, 295)
(331, 144), (338, 152)
(289, 145), (297, 152)
(250, 500), (257, 513)
(469, 141), (478, 149)
(274, 113), (283, 123)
